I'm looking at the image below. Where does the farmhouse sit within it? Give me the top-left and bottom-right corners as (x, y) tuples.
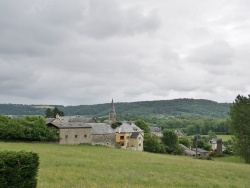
(209, 138), (225, 153)
(47, 122), (92, 144)
(114, 121), (144, 151)
(150, 126), (163, 137)
(89, 123), (115, 147)
(180, 144), (209, 157)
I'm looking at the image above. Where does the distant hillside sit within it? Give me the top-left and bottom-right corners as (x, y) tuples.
(0, 99), (230, 118)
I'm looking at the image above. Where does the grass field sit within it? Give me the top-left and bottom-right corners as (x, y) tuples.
(217, 135), (232, 141)
(1, 142), (249, 188)
(201, 134), (232, 141)
(213, 156), (245, 164)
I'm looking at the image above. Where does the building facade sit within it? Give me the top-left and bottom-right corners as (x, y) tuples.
(114, 121), (144, 151)
(47, 122), (92, 144)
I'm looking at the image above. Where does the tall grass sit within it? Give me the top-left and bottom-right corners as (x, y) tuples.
(1, 142), (249, 188)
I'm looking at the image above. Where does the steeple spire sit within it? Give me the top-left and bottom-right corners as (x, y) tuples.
(109, 98), (116, 124)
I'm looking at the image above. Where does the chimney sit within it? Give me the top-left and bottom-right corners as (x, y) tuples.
(56, 113), (60, 119)
(216, 138), (223, 154)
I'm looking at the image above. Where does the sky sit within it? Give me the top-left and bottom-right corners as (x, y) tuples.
(0, 0), (250, 105)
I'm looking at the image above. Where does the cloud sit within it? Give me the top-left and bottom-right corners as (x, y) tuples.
(77, 0), (161, 38)
(0, 0), (250, 105)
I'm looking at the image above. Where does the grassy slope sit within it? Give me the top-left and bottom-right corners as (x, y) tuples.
(201, 135), (232, 141)
(1, 142), (249, 188)
(218, 135), (232, 141)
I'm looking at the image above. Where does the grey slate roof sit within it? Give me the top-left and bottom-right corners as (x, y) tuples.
(48, 122), (92, 129)
(151, 132), (163, 137)
(192, 148), (208, 153)
(69, 117), (96, 123)
(130, 132), (139, 138)
(114, 121), (143, 133)
(87, 123), (114, 135)
(46, 118), (55, 124)
(180, 144), (201, 156)
(150, 126), (161, 132)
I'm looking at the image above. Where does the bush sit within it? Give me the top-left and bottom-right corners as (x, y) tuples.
(0, 115), (59, 141)
(144, 133), (166, 153)
(0, 150), (39, 188)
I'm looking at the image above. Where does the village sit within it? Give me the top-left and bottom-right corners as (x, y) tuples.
(46, 99), (224, 157)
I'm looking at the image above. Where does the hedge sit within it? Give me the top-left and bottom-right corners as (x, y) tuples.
(0, 150), (39, 188)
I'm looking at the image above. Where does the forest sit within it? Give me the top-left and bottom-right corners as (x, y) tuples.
(0, 99), (231, 135)
(0, 99), (230, 118)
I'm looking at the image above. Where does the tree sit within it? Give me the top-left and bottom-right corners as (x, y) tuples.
(53, 107), (64, 117)
(134, 119), (150, 133)
(143, 133), (166, 153)
(192, 135), (212, 151)
(45, 108), (54, 118)
(45, 107), (64, 118)
(179, 137), (191, 148)
(229, 94), (250, 163)
(208, 130), (217, 140)
(161, 129), (180, 153)
(111, 122), (122, 129)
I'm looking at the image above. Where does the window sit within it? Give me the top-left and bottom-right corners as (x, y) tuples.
(75, 135), (78, 138)
(84, 135), (87, 138)
(126, 136), (129, 139)
(120, 136), (124, 140)
(65, 135), (68, 138)
(138, 137), (141, 140)
(139, 144), (141, 146)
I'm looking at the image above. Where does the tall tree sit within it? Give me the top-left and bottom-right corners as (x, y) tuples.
(45, 107), (64, 118)
(53, 107), (64, 117)
(229, 94), (250, 163)
(134, 119), (150, 133)
(161, 129), (179, 153)
(45, 108), (53, 118)
(143, 133), (166, 153)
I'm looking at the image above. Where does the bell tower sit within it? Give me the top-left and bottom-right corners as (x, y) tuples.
(109, 99), (116, 124)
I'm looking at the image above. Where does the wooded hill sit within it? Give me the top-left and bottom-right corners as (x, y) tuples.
(0, 99), (230, 118)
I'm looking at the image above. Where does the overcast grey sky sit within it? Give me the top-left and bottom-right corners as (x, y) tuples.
(0, 0), (250, 105)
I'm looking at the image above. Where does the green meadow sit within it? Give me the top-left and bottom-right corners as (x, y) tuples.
(1, 142), (249, 188)
(201, 134), (232, 141)
(217, 134), (232, 141)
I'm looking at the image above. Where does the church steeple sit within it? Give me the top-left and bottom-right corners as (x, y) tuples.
(109, 99), (116, 124)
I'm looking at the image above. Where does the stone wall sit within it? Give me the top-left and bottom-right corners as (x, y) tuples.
(59, 128), (92, 144)
(92, 134), (116, 147)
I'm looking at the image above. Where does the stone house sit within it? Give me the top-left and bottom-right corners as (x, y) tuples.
(150, 126), (163, 137)
(181, 144), (200, 157)
(191, 148), (209, 157)
(180, 144), (209, 157)
(114, 121), (144, 151)
(47, 122), (92, 144)
(209, 138), (225, 153)
(88, 123), (115, 147)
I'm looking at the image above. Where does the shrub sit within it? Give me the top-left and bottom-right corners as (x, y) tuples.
(0, 150), (39, 188)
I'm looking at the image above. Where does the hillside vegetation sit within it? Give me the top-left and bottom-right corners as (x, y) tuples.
(0, 99), (230, 118)
(0, 142), (249, 188)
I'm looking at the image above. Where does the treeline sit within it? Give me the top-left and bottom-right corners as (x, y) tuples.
(114, 113), (229, 135)
(0, 115), (58, 141)
(0, 99), (230, 118)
